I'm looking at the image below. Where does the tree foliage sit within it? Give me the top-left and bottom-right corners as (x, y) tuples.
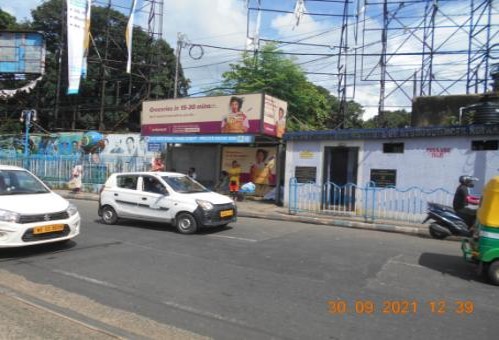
(362, 110), (411, 128)
(0, 0), (187, 133)
(0, 8), (17, 29)
(221, 43), (364, 131)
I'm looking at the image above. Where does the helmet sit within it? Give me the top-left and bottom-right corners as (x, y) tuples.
(459, 175), (478, 187)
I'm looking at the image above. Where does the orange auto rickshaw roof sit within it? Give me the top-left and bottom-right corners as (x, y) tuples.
(478, 176), (499, 228)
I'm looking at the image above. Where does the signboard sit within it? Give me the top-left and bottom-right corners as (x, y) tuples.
(147, 143), (161, 152)
(221, 146), (277, 185)
(66, 0), (91, 94)
(370, 169), (397, 187)
(0, 32), (45, 74)
(295, 166), (316, 183)
(142, 93), (287, 138)
(147, 135), (255, 144)
(263, 94), (288, 138)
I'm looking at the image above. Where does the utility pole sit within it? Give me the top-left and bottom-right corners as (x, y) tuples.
(174, 33), (186, 99)
(98, 0), (112, 130)
(20, 109), (37, 169)
(54, 1), (65, 125)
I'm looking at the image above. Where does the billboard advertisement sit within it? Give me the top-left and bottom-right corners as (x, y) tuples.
(221, 146), (277, 186)
(263, 94), (288, 138)
(142, 93), (288, 138)
(142, 94), (263, 135)
(0, 32), (45, 74)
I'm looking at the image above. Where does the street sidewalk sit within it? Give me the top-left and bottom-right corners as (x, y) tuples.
(56, 190), (434, 239)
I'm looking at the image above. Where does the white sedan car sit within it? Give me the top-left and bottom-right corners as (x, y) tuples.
(0, 165), (80, 248)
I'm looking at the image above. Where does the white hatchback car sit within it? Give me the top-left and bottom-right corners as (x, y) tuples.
(98, 172), (237, 234)
(0, 165), (81, 248)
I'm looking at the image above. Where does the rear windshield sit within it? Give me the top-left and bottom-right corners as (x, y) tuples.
(0, 170), (50, 195)
(161, 175), (208, 194)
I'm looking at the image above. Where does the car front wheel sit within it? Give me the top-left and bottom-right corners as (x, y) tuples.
(176, 212), (198, 234)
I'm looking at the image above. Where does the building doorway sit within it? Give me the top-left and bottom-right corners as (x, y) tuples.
(322, 147), (359, 210)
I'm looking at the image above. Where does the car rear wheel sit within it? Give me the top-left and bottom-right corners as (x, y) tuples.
(176, 212), (198, 234)
(101, 206), (118, 225)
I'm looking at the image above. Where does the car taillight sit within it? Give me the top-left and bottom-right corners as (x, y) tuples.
(98, 186), (105, 204)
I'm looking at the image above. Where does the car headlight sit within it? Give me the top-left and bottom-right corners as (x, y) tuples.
(0, 209), (20, 223)
(196, 199), (214, 211)
(67, 203), (79, 217)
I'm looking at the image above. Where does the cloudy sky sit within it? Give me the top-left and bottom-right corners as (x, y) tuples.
(3, 0), (498, 119)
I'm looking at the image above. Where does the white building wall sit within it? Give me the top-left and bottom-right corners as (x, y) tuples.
(284, 136), (499, 206)
(361, 136), (498, 194)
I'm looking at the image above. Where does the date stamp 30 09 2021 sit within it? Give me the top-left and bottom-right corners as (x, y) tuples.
(327, 300), (474, 315)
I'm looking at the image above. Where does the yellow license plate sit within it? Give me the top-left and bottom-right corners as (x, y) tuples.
(220, 210), (234, 218)
(33, 224), (65, 235)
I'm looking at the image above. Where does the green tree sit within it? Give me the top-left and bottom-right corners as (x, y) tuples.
(363, 110), (411, 128)
(0, 0), (188, 133)
(0, 8), (16, 29)
(314, 86), (364, 129)
(222, 43), (364, 131)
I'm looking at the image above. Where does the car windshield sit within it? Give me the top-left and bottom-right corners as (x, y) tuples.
(0, 169), (50, 196)
(161, 175), (208, 193)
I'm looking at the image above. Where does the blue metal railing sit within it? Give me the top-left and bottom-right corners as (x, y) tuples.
(289, 177), (453, 223)
(0, 155), (152, 192)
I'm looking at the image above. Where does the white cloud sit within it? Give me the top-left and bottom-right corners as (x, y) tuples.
(160, 0), (248, 95)
(1, 1), (40, 21)
(5, 0), (497, 119)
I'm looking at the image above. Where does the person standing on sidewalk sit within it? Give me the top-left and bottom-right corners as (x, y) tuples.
(69, 162), (83, 194)
(228, 160), (241, 199)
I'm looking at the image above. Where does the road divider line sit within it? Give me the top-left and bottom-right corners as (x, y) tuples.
(162, 300), (249, 327)
(52, 270), (120, 289)
(208, 235), (258, 242)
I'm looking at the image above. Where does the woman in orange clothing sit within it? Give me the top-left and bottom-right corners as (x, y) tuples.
(227, 160), (241, 199)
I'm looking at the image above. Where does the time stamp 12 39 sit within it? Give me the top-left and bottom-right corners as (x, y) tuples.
(327, 300), (474, 315)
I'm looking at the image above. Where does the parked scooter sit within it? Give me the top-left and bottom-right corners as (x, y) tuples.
(423, 175), (479, 239)
(423, 202), (474, 239)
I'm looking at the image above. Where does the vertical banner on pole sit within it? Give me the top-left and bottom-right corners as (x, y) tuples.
(126, 0), (137, 74)
(81, 0), (92, 79)
(66, 0), (90, 94)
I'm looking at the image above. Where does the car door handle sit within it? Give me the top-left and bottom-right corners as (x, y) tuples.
(142, 197), (147, 201)
(114, 193), (118, 196)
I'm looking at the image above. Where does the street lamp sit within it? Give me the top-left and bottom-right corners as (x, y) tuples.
(20, 109), (37, 159)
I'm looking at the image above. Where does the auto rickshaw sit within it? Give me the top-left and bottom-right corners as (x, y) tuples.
(462, 176), (499, 285)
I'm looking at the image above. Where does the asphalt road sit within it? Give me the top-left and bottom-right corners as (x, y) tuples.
(0, 199), (498, 340)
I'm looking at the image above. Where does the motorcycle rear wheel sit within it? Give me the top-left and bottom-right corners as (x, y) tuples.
(429, 224), (448, 239)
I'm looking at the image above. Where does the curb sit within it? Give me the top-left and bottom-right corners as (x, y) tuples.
(238, 211), (432, 239)
(60, 191), (451, 240)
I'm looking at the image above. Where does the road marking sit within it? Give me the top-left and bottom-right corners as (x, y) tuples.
(208, 235), (258, 242)
(52, 270), (119, 289)
(162, 300), (249, 327)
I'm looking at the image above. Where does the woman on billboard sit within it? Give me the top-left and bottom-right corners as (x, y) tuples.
(250, 149), (275, 196)
(275, 107), (286, 138)
(221, 96), (250, 133)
